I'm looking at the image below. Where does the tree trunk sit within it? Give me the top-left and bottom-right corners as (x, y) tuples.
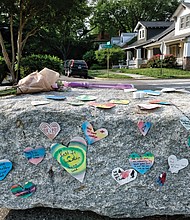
(0, 31), (16, 84)
(10, 14), (15, 74)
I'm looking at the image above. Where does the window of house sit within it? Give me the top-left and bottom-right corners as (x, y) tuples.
(186, 15), (190, 27)
(139, 29), (145, 40)
(180, 14), (190, 29)
(180, 17), (185, 29)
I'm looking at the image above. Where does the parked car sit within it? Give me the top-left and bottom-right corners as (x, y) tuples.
(64, 59), (88, 78)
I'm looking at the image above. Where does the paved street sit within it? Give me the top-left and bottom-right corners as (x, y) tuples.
(60, 75), (190, 91)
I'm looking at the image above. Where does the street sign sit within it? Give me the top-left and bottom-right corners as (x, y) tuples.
(102, 44), (112, 49)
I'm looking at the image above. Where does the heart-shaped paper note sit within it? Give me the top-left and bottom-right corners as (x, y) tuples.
(76, 95), (97, 101)
(89, 102), (116, 109)
(112, 168), (137, 185)
(109, 99), (130, 105)
(82, 121), (108, 145)
(180, 116), (190, 130)
(31, 101), (50, 106)
(156, 172), (166, 186)
(129, 152), (154, 174)
(24, 146), (45, 165)
(149, 100), (171, 105)
(51, 137), (87, 182)
(45, 95), (66, 100)
(168, 155), (188, 173)
(137, 104), (160, 110)
(0, 159), (12, 181)
(11, 182), (36, 198)
(39, 122), (61, 140)
(137, 121), (151, 136)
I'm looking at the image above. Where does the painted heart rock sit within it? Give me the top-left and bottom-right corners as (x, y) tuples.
(23, 146), (45, 165)
(39, 122), (61, 140)
(50, 137), (87, 182)
(11, 182), (36, 198)
(168, 155), (189, 173)
(82, 121), (108, 145)
(0, 159), (12, 181)
(112, 168), (137, 185)
(129, 152), (154, 174)
(137, 121), (151, 136)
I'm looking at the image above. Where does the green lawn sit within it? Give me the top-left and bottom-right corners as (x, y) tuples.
(89, 68), (190, 79)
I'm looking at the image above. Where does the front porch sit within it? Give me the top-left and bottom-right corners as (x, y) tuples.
(125, 39), (190, 70)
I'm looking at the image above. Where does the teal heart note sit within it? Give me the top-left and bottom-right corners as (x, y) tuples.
(129, 152), (154, 174)
(0, 159), (12, 181)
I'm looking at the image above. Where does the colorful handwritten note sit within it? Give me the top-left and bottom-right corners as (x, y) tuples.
(180, 116), (190, 130)
(39, 122), (61, 140)
(82, 121), (108, 145)
(45, 95), (66, 100)
(23, 146), (45, 165)
(76, 95), (97, 101)
(156, 172), (166, 186)
(67, 101), (85, 106)
(149, 100), (171, 105)
(112, 168), (137, 185)
(88, 102), (116, 109)
(0, 159), (12, 181)
(187, 136), (190, 147)
(109, 99), (130, 105)
(51, 137), (87, 182)
(168, 155), (189, 173)
(31, 101), (50, 106)
(137, 121), (151, 136)
(137, 104), (160, 110)
(129, 152), (154, 174)
(11, 182), (36, 198)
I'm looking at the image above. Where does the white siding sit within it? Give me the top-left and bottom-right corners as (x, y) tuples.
(175, 7), (190, 36)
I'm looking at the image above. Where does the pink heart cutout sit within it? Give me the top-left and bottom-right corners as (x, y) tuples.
(39, 122), (61, 140)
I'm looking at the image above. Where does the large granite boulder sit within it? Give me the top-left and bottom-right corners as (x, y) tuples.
(0, 87), (190, 218)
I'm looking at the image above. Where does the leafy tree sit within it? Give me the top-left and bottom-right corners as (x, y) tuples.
(0, 0), (87, 83)
(90, 0), (179, 35)
(95, 47), (125, 67)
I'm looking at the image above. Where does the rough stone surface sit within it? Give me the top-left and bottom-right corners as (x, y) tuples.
(1, 88), (190, 218)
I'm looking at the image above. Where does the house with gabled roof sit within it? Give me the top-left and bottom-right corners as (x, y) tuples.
(123, 21), (172, 68)
(124, 1), (190, 70)
(144, 2), (190, 70)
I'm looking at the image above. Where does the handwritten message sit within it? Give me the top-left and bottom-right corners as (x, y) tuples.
(0, 159), (12, 181)
(168, 155), (188, 173)
(24, 146), (45, 165)
(51, 137), (87, 182)
(129, 152), (154, 174)
(82, 121), (108, 145)
(39, 122), (61, 140)
(180, 116), (190, 130)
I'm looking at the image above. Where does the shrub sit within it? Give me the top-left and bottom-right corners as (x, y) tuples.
(162, 54), (177, 68)
(19, 54), (64, 78)
(147, 54), (177, 68)
(147, 54), (161, 68)
(90, 64), (106, 70)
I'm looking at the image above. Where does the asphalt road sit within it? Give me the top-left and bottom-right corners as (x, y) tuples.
(60, 75), (190, 91)
(1, 76), (190, 220)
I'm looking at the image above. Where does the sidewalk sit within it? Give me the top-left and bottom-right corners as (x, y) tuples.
(115, 72), (156, 79)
